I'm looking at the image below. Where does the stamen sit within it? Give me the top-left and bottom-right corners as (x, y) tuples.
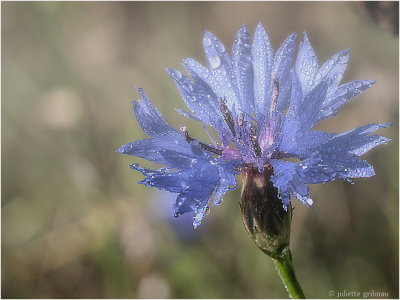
(249, 124), (262, 157)
(180, 123), (195, 143)
(200, 143), (223, 156)
(180, 123), (222, 155)
(219, 98), (236, 136)
(237, 113), (244, 127)
(237, 113), (244, 141)
(271, 72), (279, 113)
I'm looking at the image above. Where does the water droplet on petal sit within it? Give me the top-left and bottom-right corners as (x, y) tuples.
(208, 55), (221, 69)
(174, 70), (182, 79)
(205, 206), (211, 215)
(216, 42), (225, 53)
(203, 37), (212, 47)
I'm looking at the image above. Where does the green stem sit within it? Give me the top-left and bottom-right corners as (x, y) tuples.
(272, 247), (305, 299)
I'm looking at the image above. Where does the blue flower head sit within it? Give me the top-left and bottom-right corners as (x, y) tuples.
(118, 23), (391, 228)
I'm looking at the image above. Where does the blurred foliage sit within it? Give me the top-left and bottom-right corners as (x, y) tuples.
(2, 2), (398, 298)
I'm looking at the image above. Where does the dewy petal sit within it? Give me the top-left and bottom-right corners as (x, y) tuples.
(279, 76), (330, 155)
(133, 88), (181, 138)
(232, 24), (254, 116)
(271, 144), (376, 207)
(296, 80), (329, 133)
(314, 49), (350, 95)
(213, 160), (240, 206)
(279, 130), (335, 158)
(118, 138), (197, 169)
(297, 150), (376, 184)
(252, 22), (274, 121)
(193, 205), (210, 229)
(317, 79), (376, 122)
(270, 159), (313, 208)
(200, 31), (240, 112)
(175, 108), (203, 122)
(322, 123), (391, 156)
(171, 158), (239, 226)
(167, 68), (218, 124)
(295, 32), (319, 94)
(183, 58), (237, 113)
(270, 159), (296, 207)
(273, 33), (297, 112)
(132, 163), (190, 193)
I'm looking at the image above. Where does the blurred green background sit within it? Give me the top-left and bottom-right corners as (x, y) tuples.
(2, 2), (398, 298)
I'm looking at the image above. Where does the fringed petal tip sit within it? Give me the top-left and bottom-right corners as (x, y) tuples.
(193, 206), (209, 229)
(116, 145), (126, 154)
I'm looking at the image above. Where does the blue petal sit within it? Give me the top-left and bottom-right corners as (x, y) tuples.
(273, 33), (297, 112)
(133, 88), (181, 138)
(171, 159), (221, 222)
(298, 150), (376, 184)
(184, 58), (237, 114)
(322, 123), (391, 156)
(271, 137), (379, 208)
(317, 80), (376, 122)
(213, 160), (240, 206)
(131, 156), (240, 228)
(296, 80), (329, 132)
(118, 138), (196, 168)
(252, 22), (274, 121)
(175, 108), (203, 122)
(270, 159), (310, 208)
(199, 31), (239, 112)
(232, 24), (254, 116)
(131, 163), (190, 193)
(279, 76), (330, 154)
(167, 68), (219, 125)
(314, 49), (350, 95)
(193, 205), (211, 229)
(279, 130), (335, 158)
(295, 32), (319, 94)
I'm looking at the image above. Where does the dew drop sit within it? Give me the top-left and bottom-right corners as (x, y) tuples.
(203, 36), (212, 47)
(174, 70), (182, 79)
(208, 55), (221, 69)
(216, 42), (226, 54)
(205, 206), (211, 215)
